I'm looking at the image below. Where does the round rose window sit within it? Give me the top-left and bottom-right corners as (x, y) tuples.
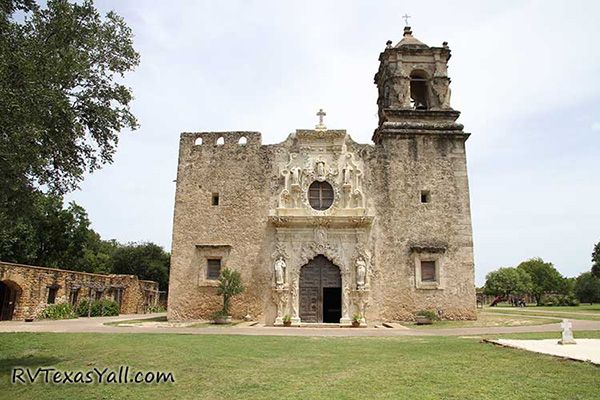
(308, 181), (334, 210)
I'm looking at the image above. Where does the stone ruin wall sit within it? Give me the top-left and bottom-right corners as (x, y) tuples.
(0, 261), (159, 320)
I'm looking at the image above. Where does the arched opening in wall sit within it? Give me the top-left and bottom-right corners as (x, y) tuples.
(194, 137), (203, 145)
(410, 70), (429, 110)
(0, 280), (22, 321)
(299, 255), (341, 323)
(216, 137), (224, 146)
(238, 136), (247, 146)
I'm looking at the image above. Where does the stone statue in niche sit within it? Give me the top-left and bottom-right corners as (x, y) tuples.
(356, 257), (367, 289)
(274, 257), (286, 288)
(316, 160), (326, 180)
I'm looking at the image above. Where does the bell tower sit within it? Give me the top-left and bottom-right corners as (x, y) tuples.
(373, 25), (465, 144)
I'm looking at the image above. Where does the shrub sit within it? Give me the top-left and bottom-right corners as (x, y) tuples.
(540, 294), (579, 307)
(147, 305), (167, 313)
(40, 303), (76, 320)
(210, 309), (229, 321)
(216, 268), (244, 315)
(76, 299), (120, 317)
(415, 310), (438, 320)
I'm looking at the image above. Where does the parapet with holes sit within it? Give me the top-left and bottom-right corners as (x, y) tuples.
(180, 131), (261, 148)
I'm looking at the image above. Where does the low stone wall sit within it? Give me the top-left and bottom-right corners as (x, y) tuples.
(0, 261), (159, 321)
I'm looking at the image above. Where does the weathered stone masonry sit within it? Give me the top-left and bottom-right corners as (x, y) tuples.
(0, 261), (159, 321)
(168, 26), (476, 324)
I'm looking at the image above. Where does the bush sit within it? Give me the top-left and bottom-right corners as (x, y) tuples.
(539, 294), (579, 307)
(147, 305), (166, 313)
(76, 299), (120, 317)
(415, 310), (438, 321)
(39, 303), (76, 320)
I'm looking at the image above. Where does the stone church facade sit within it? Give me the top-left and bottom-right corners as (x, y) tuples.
(168, 26), (476, 325)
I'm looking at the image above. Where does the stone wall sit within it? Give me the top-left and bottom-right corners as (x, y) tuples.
(168, 128), (476, 323)
(0, 261), (159, 320)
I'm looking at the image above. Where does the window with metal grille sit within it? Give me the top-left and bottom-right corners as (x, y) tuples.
(308, 181), (334, 210)
(207, 259), (222, 280)
(421, 261), (436, 282)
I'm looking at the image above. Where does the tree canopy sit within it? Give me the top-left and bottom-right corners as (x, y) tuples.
(516, 258), (565, 305)
(0, 0), (139, 209)
(592, 241), (600, 278)
(574, 272), (600, 304)
(483, 267), (533, 298)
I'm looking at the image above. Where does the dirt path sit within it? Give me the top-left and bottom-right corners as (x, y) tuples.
(1, 313), (600, 337)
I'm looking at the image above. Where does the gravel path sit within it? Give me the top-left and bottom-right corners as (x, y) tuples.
(1, 313), (600, 337)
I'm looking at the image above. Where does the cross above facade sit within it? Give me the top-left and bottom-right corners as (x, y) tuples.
(316, 108), (327, 130)
(402, 14), (411, 26)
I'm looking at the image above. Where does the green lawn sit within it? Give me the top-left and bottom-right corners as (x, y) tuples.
(492, 304), (600, 313)
(485, 307), (600, 321)
(1, 332), (599, 400)
(401, 311), (560, 329)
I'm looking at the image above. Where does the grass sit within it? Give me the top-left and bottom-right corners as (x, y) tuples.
(400, 311), (560, 329)
(1, 332), (599, 400)
(485, 307), (600, 321)
(494, 304), (600, 313)
(105, 316), (243, 328)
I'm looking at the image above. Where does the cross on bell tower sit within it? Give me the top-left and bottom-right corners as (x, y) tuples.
(402, 14), (411, 26)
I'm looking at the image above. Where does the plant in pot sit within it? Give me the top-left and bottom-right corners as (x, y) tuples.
(415, 310), (437, 325)
(213, 268), (244, 324)
(351, 313), (362, 327)
(282, 314), (292, 327)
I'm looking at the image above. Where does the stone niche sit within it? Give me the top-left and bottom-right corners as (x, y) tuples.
(268, 128), (374, 326)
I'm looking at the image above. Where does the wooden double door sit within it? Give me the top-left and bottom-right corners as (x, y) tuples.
(299, 255), (342, 323)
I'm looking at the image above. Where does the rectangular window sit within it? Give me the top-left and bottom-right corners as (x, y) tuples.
(421, 261), (436, 282)
(206, 259), (222, 280)
(420, 190), (431, 203)
(69, 288), (79, 306)
(112, 288), (124, 306)
(211, 193), (219, 206)
(47, 287), (58, 304)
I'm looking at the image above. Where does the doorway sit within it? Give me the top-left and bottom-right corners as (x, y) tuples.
(0, 281), (20, 321)
(299, 255), (341, 323)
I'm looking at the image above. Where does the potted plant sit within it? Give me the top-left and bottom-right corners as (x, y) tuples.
(351, 313), (362, 327)
(415, 310), (437, 325)
(211, 310), (231, 325)
(282, 314), (292, 327)
(212, 268), (244, 324)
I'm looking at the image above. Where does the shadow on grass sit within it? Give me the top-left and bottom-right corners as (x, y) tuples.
(0, 356), (62, 373)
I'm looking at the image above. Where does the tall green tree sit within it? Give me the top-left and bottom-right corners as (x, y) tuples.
(0, 192), (93, 269)
(110, 242), (170, 291)
(592, 241), (600, 278)
(574, 272), (600, 305)
(0, 0), (139, 212)
(483, 267), (533, 298)
(517, 258), (565, 305)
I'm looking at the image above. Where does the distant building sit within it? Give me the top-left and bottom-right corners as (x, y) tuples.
(168, 26), (475, 325)
(0, 261), (159, 321)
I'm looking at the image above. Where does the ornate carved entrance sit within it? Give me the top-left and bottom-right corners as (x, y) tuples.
(299, 255), (341, 323)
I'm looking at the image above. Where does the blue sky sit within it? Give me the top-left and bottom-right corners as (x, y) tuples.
(66, 0), (600, 285)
